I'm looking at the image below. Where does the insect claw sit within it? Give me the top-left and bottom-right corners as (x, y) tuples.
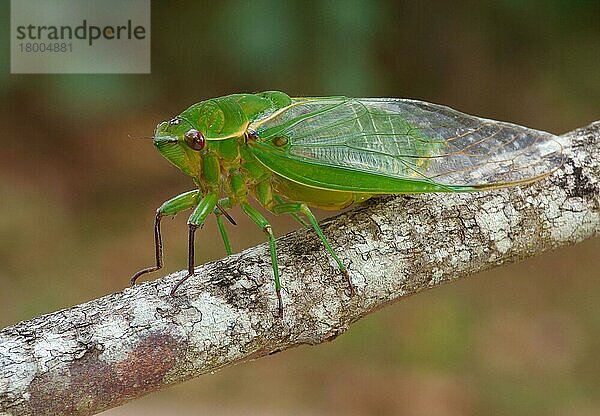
(169, 283), (178, 297)
(130, 270), (144, 286)
(170, 272), (193, 297)
(130, 266), (158, 286)
(276, 290), (284, 318)
(342, 269), (356, 296)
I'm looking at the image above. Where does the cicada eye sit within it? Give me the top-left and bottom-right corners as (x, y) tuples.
(184, 129), (205, 151)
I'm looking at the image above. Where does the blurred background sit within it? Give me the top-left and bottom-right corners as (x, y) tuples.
(1, 1), (599, 415)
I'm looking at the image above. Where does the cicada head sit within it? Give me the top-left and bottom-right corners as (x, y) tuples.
(153, 97), (249, 180)
(153, 116), (206, 179)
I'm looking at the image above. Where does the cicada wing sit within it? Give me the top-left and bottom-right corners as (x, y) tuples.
(249, 97), (564, 193)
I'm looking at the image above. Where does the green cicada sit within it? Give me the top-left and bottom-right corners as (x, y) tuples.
(131, 91), (563, 316)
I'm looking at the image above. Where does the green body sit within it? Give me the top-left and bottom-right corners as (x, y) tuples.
(134, 91), (563, 315)
(155, 91), (382, 212)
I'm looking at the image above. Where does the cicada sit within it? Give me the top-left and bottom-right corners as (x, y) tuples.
(131, 91), (563, 316)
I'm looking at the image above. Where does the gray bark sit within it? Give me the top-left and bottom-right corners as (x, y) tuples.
(1, 121), (599, 416)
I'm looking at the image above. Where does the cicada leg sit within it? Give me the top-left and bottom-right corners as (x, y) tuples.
(274, 195), (309, 228)
(214, 197), (235, 256)
(272, 202), (355, 296)
(240, 202), (283, 318)
(131, 190), (199, 286)
(170, 193), (218, 296)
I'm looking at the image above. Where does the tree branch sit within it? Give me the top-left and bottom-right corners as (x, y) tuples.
(1, 122), (599, 416)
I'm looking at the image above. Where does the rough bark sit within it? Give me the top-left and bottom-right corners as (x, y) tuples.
(1, 122), (599, 416)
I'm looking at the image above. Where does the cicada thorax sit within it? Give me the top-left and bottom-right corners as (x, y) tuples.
(190, 133), (274, 209)
(185, 99), (247, 140)
(180, 92), (289, 142)
(191, 137), (241, 193)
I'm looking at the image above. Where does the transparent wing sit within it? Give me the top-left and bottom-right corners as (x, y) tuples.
(251, 97), (564, 189)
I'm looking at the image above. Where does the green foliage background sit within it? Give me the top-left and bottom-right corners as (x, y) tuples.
(0, 1), (598, 415)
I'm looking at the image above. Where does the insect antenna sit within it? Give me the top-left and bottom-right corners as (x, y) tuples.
(216, 203), (237, 225)
(127, 134), (155, 140)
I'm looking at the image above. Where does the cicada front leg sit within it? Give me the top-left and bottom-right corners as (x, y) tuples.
(170, 193), (219, 296)
(131, 190), (199, 286)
